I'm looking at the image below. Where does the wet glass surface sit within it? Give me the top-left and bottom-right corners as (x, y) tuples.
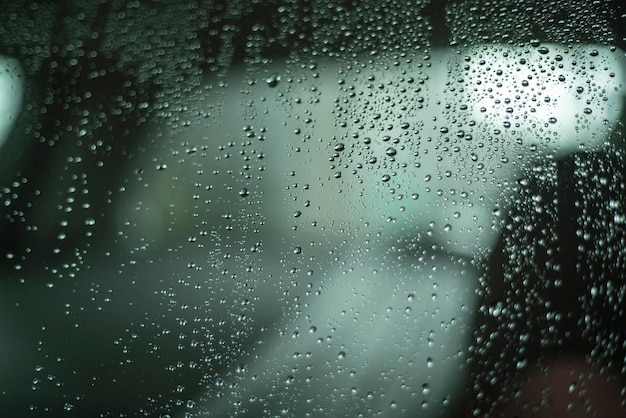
(0, 1), (625, 416)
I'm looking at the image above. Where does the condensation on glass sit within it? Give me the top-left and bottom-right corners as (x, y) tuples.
(0, 1), (624, 417)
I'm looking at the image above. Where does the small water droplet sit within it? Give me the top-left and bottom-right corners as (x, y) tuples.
(266, 74), (281, 87)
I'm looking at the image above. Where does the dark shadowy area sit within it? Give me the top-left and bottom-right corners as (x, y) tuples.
(469, 149), (626, 415)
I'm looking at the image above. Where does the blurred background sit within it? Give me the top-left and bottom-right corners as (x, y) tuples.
(0, 0), (625, 416)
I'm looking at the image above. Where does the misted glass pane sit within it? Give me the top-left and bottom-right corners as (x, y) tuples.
(0, 1), (624, 417)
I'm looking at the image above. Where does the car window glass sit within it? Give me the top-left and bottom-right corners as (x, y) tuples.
(0, 1), (624, 416)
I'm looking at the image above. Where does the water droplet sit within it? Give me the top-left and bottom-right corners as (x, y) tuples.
(489, 301), (503, 317)
(386, 147), (397, 156)
(266, 74), (281, 87)
(239, 188), (250, 197)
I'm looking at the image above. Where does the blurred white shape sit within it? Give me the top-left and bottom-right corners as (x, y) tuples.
(467, 44), (626, 156)
(0, 56), (23, 147)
